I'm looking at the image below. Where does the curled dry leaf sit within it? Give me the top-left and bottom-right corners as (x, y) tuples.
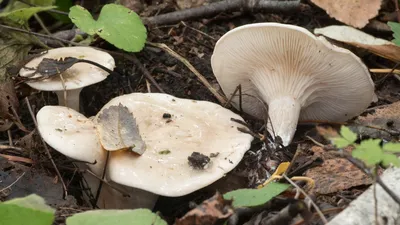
(174, 192), (234, 225)
(305, 146), (373, 194)
(96, 103), (146, 154)
(314, 25), (400, 62)
(310, 0), (381, 28)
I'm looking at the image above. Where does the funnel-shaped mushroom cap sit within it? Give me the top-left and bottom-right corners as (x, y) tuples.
(36, 106), (106, 174)
(211, 23), (375, 145)
(97, 93), (253, 197)
(19, 46), (115, 91)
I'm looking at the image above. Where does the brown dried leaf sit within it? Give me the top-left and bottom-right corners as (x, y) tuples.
(96, 103), (146, 154)
(174, 192), (234, 225)
(316, 125), (340, 140)
(351, 101), (400, 140)
(314, 25), (400, 62)
(310, 0), (382, 28)
(306, 147), (373, 194)
(0, 80), (19, 120)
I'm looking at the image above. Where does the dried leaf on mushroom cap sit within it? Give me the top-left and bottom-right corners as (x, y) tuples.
(211, 23), (375, 145)
(96, 103), (146, 154)
(95, 93), (253, 197)
(19, 46), (115, 91)
(36, 106), (106, 174)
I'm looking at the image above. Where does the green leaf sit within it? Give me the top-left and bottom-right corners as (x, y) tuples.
(49, 0), (72, 23)
(69, 4), (147, 52)
(340, 126), (357, 144)
(0, 194), (55, 225)
(383, 142), (400, 153)
(0, 6), (56, 25)
(66, 209), (167, 225)
(223, 182), (290, 208)
(381, 153), (400, 167)
(331, 137), (353, 148)
(388, 22), (400, 46)
(352, 139), (383, 167)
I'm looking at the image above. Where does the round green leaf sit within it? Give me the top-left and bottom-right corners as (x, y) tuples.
(68, 4), (147, 52)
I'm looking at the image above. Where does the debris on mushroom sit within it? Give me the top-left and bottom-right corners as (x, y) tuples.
(211, 22), (376, 146)
(20, 46), (115, 111)
(97, 92), (253, 197)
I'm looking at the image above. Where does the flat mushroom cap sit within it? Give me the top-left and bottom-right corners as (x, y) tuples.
(211, 23), (375, 122)
(97, 93), (253, 197)
(19, 46), (115, 91)
(37, 106), (106, 173)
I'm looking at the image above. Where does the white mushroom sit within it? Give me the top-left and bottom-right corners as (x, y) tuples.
(20, 47), (115, 111)
(36, 93), (253, 208)
(97, 93), (253, 197)
(211, 23), (375, 146)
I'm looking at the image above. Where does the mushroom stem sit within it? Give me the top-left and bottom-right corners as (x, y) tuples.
(267, 96), (301, 146)
(54, 89), (82, 112)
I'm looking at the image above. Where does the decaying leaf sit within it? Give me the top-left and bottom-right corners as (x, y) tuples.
(174, 192), (234, 225)
(305, 146), (373, 194)
(0, 80), (19, 120)
(24, 57), (80, 78)
(310, 0), (381, 28)
(96, 103), (146, 154)
(351, 101), (400, 140)
(314, 25), (400, 62)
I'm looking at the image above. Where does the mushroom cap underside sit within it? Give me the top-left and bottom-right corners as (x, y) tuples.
(19, 46), (115, 91)
(211, 22), (375, 122)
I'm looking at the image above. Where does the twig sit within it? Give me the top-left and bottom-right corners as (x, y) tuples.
(144, 0), (300, 26)
(85, 169), (131, 197)
(129, 54), (165, 93)
(33, 14), (65, 47)
(94, 151), (110, 208)
(0, 145), (23, 152)
(147, 42), (227, 104)
(24, 97), (68, 198)
(393, 0), (400, 22)
(282, 174), (328, 224)
(0, 154), (34, 164)
(180, 21), (215, 40)
(0, 172), (26, 193)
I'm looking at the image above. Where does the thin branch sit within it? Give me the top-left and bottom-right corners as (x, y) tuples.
(128, 54), (165, 93)
(0, 172), (26, 193)
(144, 0), (300, 26)
(25, 97), (68, 198)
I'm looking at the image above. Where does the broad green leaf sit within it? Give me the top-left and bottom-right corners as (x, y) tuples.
(0, 194), (55, 225)
(0, 6), (56, 25)
(49, 0), (72, 23)
(388, 22), (400, 46)
(381, 153), (400, 167)
(383, 142), (400, 153)
(340, 126), (357, 144)
(66, 209), (167, 225)
(223, 182), (290, 208)
(69, 4), (147, 52)
(352, 139), (383, 167)
(331, 137), (353, 148)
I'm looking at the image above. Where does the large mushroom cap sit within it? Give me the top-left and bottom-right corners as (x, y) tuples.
(211, 23), (375, 145)
(19, 46), (115, 91)
(97, 93), (253, 197)
(36, 105), (106, 174)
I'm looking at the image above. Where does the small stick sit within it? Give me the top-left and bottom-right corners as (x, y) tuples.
(94, 151), (110, 208)
(0, 154), (34, 164)
(85, 169), (131, 197)
(0, 172), (26, 193)
(393, 0), (400, 22)
(147, 42), (227, 104)
(0, 145), (24, 152)
(25, 97), (68, 198)
(129, 54), (165, 93)
(282, 174), (328, 224)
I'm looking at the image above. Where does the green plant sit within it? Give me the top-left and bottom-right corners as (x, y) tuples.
(388, 21), (400, 46)
(330, 126), (400, 167)
(0, 195), (167, 225)
(68, 4), (147, 52)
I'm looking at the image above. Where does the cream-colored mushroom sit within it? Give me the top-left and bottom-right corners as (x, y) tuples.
(211, 22), (375, 146)
(20, 47), (115, 111)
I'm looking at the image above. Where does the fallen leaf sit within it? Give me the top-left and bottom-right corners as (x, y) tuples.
(96, 103), (146, 154)
(305, 146), (373, 194)
(174, 192), (234, 225)
(352, 101), (400, 140)
(0, 80), (19, 120)
(314, 25), (400, 62)
(33, 57), (80, 77)
(310, 0), (381, 28)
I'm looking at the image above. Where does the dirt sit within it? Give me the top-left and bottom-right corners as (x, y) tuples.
(1, 0), (400, 224)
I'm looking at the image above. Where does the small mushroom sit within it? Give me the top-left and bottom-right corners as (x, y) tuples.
(36, 93), (253, 208)
(20, 47), (115, 111)
(211, 23), (375, 146)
